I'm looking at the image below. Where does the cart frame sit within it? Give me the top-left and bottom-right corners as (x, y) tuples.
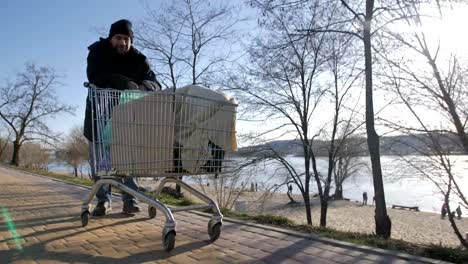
(80, 82), (236, 251)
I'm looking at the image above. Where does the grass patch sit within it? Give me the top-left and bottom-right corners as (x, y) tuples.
(147, 192), (195, 207)
(421, 245), (468, 264)
(252, 214), (295, 226)
(3, 164), (467, 263)
(221, 208), (294, 227)
(4, 164), (94, 187)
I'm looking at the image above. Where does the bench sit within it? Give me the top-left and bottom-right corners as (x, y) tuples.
(392, 205), (419, 211)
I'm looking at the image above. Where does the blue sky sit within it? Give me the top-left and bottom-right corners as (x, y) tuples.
(3, 1), (465, 141)
(1, 0), (156, 134)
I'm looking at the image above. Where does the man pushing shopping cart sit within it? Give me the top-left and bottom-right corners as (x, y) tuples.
(81, 19), (237, 251)
(84, 19), (161, 216)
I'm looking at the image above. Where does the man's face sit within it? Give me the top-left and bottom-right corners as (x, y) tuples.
(110, 34), (131, 54)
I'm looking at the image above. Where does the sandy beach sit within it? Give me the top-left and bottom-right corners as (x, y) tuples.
(236, 191), (468, 248)
(166, 181), (468, 248)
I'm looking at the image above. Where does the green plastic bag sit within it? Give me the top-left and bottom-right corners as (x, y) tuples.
(102, 91), (148, 147)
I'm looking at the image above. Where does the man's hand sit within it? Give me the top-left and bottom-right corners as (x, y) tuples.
(139, 80), (161, 91)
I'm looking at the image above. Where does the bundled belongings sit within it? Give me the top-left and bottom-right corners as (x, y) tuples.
(108, 85), (237, 176)
(82, 83), (233, 250)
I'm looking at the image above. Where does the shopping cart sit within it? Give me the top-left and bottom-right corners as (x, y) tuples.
(80, 82), (237, 251)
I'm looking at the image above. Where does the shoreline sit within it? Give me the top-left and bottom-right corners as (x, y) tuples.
(173, 182), (467, 248)
(47, 172), (466, 247)
(243, 191), (467, 247)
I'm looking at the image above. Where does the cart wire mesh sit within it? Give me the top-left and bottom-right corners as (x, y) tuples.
(89, 86), (237, 177)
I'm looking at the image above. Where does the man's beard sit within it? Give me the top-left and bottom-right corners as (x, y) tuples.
(115, 45), (128, 54)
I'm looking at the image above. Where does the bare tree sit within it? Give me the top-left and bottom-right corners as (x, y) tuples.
(136, 0), (245, 196)
(227, 1), (364, 226)
(234, 1), (328, 225)
(59, 126), (89, 177)
(332, 134), (368, 200)
(0, 64), (75, 166)
(295, 0), (405, 237)
(136, 2), (187, 89)
(318, 31), (365, 226)
(378, 0), (468, 248)
(136, 0), (244, 88)
(334, 0), (395, 238)
(245, 0), (393, 236)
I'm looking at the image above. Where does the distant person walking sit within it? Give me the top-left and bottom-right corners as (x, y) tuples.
(286, 183), (295, 203)
(362, 192), (368, 206)
(456, 205), (462, 219)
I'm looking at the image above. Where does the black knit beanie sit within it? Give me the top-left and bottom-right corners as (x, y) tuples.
(108, 19), (134, 41)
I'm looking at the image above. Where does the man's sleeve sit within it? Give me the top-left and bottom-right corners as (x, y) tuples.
(86, 49), (107, 86)
(141, 58), (162, 88)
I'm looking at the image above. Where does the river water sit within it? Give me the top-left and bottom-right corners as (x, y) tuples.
(48, 155), (468, 213)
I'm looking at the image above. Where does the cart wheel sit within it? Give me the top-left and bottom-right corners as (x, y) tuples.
(163, 231), (176, 252)
(208, 222), (222, 242)
(148, 206), (157, 219)
(81, 211), (90, 227)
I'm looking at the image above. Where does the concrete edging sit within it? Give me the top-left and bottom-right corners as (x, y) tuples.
(1, 165), (451, 264)
(190, 210), (449, 264)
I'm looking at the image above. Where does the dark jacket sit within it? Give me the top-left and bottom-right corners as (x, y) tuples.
(84, 38), (160, 141)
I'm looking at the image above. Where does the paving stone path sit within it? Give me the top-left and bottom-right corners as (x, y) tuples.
(0, 167), (447, 263)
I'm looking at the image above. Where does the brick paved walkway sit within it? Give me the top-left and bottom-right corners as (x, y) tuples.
(0, 167), (445, 264)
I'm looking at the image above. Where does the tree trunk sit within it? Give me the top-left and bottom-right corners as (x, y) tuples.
(334, 186), (343, 200)
(74, 166), (78, 177)
(333, 162), (343, 200)
(364, 0), (391, 238)
(320, 198), (328, 227)
(303, 192), (312, 225)
(11, 140), (20, 166)
(192, 55), (197, 85)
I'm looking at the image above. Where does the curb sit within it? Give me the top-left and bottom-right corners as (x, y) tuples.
(1, 165), (452, 264)
(190, 210), (450, 264)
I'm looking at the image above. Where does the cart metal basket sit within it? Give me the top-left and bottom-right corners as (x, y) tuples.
(80, 82), (237, 251)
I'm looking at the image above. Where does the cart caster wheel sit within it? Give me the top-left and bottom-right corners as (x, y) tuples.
(81, 211), (90, 227)
(163, 231), (176, 252)
(148, 206), (157, 219)
(208, 222), (222, 242)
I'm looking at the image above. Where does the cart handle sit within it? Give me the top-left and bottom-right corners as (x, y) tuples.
(83, 82), (98, 89)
